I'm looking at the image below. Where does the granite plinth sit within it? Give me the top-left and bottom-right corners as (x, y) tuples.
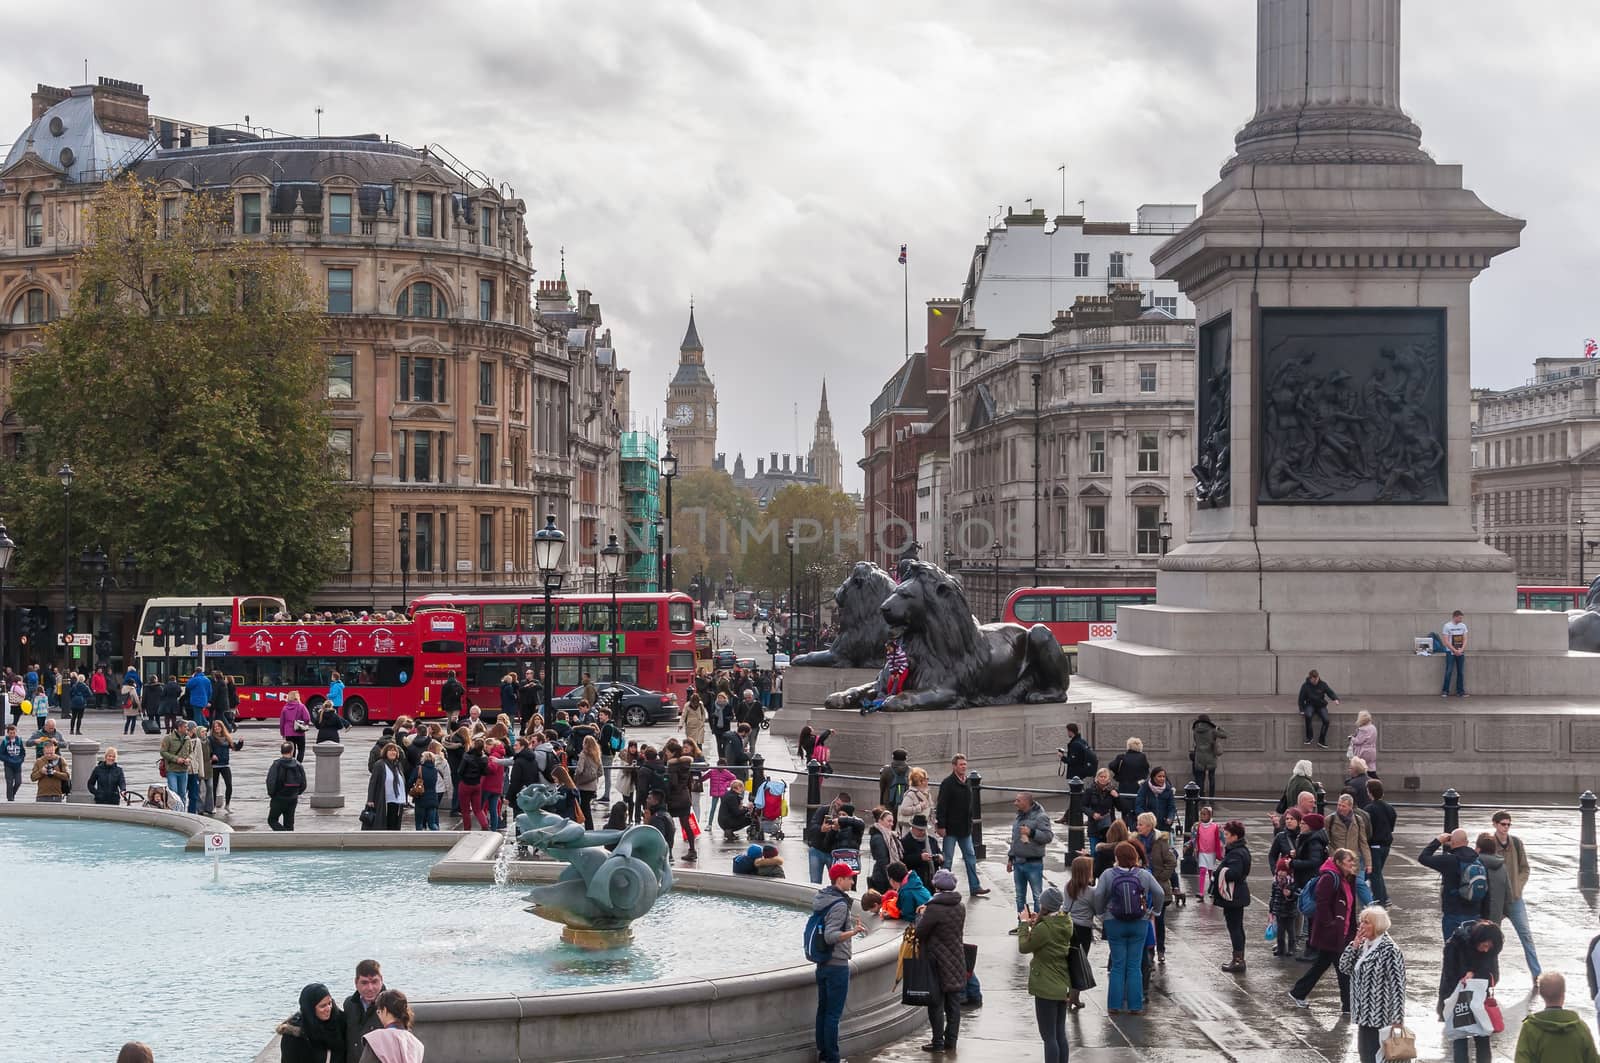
(775, 667), (878, 740)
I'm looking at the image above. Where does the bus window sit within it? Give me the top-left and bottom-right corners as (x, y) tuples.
(472, 659), (523, 688)
(1098, 594), (1150, 621)
(206, 607), (233, 636)
(238, 597), (282, 624)
(421, 639), (465, 654)
(556, 658), (584, 688)
(669, 650), (695, 673)
(481, 604), (516, 631)
(519, 604), (546, 631)
(1530, 594), (1575, 611)
(583, 604), (613, 632)
(557, 604), (583, 632)
(454, 604), (482, 630)
(1012, 595), (1051, 623)
(620, 603), (655, 631)
(668, 602), (693, 633)
(1060, 596), (1097, 622)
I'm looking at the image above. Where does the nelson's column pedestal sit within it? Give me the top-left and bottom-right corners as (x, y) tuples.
(1079, 0), (1584, 700)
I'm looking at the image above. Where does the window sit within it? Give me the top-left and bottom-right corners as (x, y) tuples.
(1073, 252), (1089, 278)
(478, 360), (495, 406)
(1085, 505), (1106, 555)
(480, 205), (494, 246)
(477, 432), (494, 484)
(334, 525), (352, 572)
(413, 431), (432, 483)
(24, 193), (43, 247)
(241, 193), (261, 234)
(1109, 252), (1126, 279)
(1154, 296), (1177, 315)
(478, 604), (514, 631)
(1139, 363), (1157, 393)
(415, 512), (434, 572)
(10, 289), (53, 325)
(479, 513), (495, 572)
(327, 354), (353, 399)
(328, 428), (353, 480)
(161, 197), (180, 236)
(329, 193), (352, 235)
(1012, 595), (1051, 623)
(326, 268), (353, 314)
(396, 281), (445, 319)
(397, 356), (446, 402)
(415, 192), (434, 238)
(1137, 431), (1160, 473)
(1087, 431), (1107, 474)
(1135, 505), (1161, 555)
(479, 278), (495, 321)
(1089, 365), (1104, 395)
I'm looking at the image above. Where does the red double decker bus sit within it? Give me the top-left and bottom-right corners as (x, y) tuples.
(1003, 586), (1158, 649)
(410, 591), (697, 705)
(228, 607), (467, 725)
(1515, 585), (1588, 611)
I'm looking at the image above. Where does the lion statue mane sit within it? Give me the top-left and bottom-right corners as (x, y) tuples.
(791, 561), (896, 668)
(1568, 574), (1600, 651)
(823, 560), (1069, 711)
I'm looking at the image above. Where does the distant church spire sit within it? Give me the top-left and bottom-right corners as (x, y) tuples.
(680, 301), (703, 352)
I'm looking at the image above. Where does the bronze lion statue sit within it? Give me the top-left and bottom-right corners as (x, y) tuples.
(823, 560), (1069, 711)
(792, 561), (896, 668)
(1568, 575), (1600, 652)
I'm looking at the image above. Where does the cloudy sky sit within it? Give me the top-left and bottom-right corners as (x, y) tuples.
(6, 1), (1595, 492)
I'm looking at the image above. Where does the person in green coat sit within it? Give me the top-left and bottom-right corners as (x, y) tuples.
(1190, 714), (1227, 798)
(1018, 886), (1074, 1063)
(1514, 973), (1600, 1063)
(1275, 758), (1317, 815)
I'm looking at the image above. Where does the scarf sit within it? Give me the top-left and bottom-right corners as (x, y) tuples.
(877, 825), (904, 865)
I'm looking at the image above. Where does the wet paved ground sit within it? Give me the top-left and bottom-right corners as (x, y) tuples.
(17, 710), (1600, 1061)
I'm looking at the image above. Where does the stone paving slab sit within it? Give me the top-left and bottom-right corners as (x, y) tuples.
(17, 709), (1600, 1062)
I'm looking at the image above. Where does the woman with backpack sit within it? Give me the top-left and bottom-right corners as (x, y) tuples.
(1289, 846), (1360, 1009)
(1093, 840), (1165, 1015)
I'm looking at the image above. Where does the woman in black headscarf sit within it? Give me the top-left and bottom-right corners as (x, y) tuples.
(277, 981), (347, 1063)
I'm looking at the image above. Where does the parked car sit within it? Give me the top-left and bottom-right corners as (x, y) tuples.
(714, 609), (729, 621)
(713, 649), (739, 671)
(549, 682), (679, 728)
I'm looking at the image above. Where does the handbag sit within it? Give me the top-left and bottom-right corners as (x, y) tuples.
(900, 953), (934, 1007)
(409, 778), (425, 799)
(359, 805), (377, 829)
(1483, 989), (1504, 1034)
(1381, 1025), (1417, 1061)
(1066, 943), (1096, 991)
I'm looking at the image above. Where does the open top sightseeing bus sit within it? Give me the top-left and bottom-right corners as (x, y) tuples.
(135, 595), (287, 676)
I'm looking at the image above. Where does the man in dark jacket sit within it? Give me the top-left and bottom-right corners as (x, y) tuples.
(1062, 723), (1097, 781)
(901, 814), (942, 885)
(440, 671), (465, 721)
(1296, 670), (1339, 748)
(1341, 758), (1373, 809)
(265, 741), (308, 831)
(1365, 780), (1397, 906)
(1420, 828), (1488, 942)
(504, 738), (542, 808)
(342, 959), (386, 1062)
(935, 755), (989, 896)
(517, 669), (542, 730)
(1290, 813), (1330, 960)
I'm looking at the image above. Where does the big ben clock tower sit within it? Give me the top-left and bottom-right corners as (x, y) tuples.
(664, 303), (717, 472)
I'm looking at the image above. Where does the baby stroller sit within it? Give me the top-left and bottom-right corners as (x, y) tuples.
(753, 776), (788, 841)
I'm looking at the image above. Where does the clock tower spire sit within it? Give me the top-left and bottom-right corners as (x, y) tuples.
(665, 301), (717, 472)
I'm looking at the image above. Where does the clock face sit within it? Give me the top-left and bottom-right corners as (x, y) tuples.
(675, 403), (694, 425)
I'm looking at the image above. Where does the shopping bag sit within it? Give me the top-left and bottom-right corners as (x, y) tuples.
(1067, 944), (1096, 991)
(900, 955), (934, 1007)
(1381, 1025), (1417, 1061)
(1264, 920), (1277, 942)
(686, 812), (701, 838)
(1444, 977), (1494, 1039)
(894, 925), (918, 981)
(1484, 990), (1504, 1034)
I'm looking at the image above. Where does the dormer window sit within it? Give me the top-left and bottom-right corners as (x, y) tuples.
(24, 194), (43, 247)
(415, 192), (434, 238)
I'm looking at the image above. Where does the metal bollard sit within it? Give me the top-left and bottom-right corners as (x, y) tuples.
(1183, 780), (1201, 835)
(1442, 788), (1460, 834)
(805, 758), (822, 822)
(968, 770), (986, 860)
(1581, 791), (1598, 891)
(1314, 781), (1327, 817)
(1067, 776), (1086, 856)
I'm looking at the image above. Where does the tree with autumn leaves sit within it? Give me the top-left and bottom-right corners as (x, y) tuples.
(0, 177), (354, 603)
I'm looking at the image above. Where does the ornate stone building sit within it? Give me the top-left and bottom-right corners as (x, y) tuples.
(808, 382), (844, 491)
(0, 76), (628, 616)
(664, 306), (717, 472)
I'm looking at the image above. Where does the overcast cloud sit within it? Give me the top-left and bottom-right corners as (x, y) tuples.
(6, 1), (1595, 491)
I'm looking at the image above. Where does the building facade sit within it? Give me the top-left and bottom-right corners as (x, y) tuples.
(664, 307), (717, 472)
(947, 285), (1196, 619)
(861, 299), (957, 569)
(0, 76), (633, 623)
(1471, 356), (1600, 585)
(807, 382), (844, 491)
(718, 450), (819, 508)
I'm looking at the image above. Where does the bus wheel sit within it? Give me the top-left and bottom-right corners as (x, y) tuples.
(345, 698), (369, 726)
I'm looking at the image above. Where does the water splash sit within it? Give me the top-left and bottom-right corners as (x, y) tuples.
(492, 821), (516, 887)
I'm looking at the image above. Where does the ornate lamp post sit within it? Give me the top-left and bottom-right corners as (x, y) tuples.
(1579, 514), (1589, 587)
(660, 446), (678, 591)
(80, 546), (107, 670)
(397, 512), (411, 613)
(991, 540), (1003, 622)
(1159, 511), (1174, 557)
(786, 528), (797, 657)
(534, 514), (567, 714)
(59, 462), (73, 647)
(942, 547), (954, 572)
(0, 520), (15, 671)
(652, 516), (664, 592)
(600, 532), (624, 683)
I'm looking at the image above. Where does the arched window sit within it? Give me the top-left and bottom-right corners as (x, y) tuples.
(396, 281), (446, 319)
(9, 289), (54, 325)
(24, 193), (43, 247)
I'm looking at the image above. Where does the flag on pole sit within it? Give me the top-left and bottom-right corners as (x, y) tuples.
(898, 244), (907, 265)
(1586, 338), (1597, 359)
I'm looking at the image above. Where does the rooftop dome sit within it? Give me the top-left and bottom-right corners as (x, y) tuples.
(4, 87), (153, 182)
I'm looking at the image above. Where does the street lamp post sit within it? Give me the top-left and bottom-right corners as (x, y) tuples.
(534, 514), (567, 715)
(786, 528), (797, 657)
(600, 532), (623, 683)
(652, 516), (665, 592)
(397, 512), (411, 613)
(660, 447), (678, 591)
(1580, 514), (1589, 587)
(58, 462), (73, 657)
(0, 521), (15, 672)
(942, 548), (954, 572)
(80, 546), (107, 672)
(991, 540), (1003, 622)
(1159, 511), (1174, 557)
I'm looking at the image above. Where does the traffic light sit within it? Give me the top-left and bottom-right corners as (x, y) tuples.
(65, 606), (79, 634)
(16, 607), (31, 646)
(767, 634), (778, 656)
(152, 624), (166, 649)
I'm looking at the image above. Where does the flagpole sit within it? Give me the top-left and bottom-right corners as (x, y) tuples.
(902, 247), (909, 361)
